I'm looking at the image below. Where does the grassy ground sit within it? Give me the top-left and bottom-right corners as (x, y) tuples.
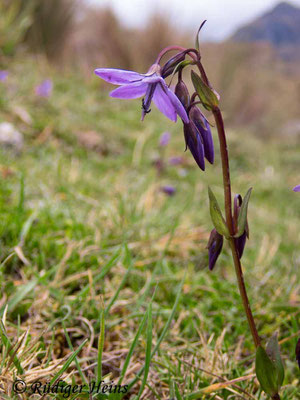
(0, 57), (299, 399)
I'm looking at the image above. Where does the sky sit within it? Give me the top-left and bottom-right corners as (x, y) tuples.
(87, 0), (300, 41)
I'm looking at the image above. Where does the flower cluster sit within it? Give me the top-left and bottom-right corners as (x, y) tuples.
(94, 41), (222, 268)
(95, 46), (216, 173)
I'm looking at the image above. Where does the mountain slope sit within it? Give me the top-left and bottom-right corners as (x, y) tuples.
(231, 2), (300, 59)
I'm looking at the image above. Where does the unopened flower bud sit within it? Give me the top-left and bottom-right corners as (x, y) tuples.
(235, 231), (247, 259)
(183, 121), (205, 171)
(161, 51), (186, 78)
(233, 194), (249, 259)
(175, 80), (190, 110)
(189, 105), (214, 164)
(296, 337), (300, 369)
(207, 228), (223, 270)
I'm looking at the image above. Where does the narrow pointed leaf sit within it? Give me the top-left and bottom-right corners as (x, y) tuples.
(235, 188), (252, 238)
(191, 70), (219, 111)
(208, 186), (229, 237)
(266, 333), (285, 387)
(255, 345), (278, 397)
(195, 21), (206, 51)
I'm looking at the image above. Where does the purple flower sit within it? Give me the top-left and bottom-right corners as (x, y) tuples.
(0, 70), (8, 82)
(183, 121), (205, 171)
(35, 79), (53, 98)
(169, 156), (183, 166)
(207, 228), (223, 270)
(293, 185), (300, 192)
(159, 131), (171, 146)
(160, 185), (176, 196)
(94, 65), (189, 123)
(189, 105), (214, 164)
(296, 337), (300, 369)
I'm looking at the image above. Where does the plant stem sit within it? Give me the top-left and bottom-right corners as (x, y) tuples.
(196, 61), (261, 348)
(212, 107), (261, 349)
(212, 107), (261, 348)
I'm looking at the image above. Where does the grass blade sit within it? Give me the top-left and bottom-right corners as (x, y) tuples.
(62, 321), (88, 386)
(50, 339), (87, 385)
(105, 245), (132, 316)
(96, 306), (105, 386)
(134, 302), (152, 400)
(117, 311), (147, 386)
(126, 275), (184, 394)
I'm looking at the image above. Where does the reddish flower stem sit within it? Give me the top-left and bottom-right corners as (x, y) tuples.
(197, 62), (261, 349)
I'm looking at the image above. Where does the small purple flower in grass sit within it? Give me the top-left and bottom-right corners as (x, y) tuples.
(293, 185), (300, 192)
(169, 156), (183, 166)
(159, 131), (171, 147)
(94, 65), (189, 123)
(160, 185), (176, 196)
(207, 228), (223, 270)
(35, 79), (53, 98)
(0, 70), (8, 82)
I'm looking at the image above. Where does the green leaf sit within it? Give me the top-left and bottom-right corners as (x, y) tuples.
(191, 70), (219, 111)
(134, 303), (152, 400)
(96, 307), (105, 385)
(50, 339), (87, 385)
(235, 188), (252, 238)
(208, 187), (229, 237)
(266, 333), (285, 388)
(255, 345), (278, 397)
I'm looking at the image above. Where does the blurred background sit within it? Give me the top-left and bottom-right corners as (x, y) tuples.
(1, 0), (300, 135)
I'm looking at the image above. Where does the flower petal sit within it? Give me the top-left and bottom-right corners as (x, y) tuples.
(293, 185), (300, 192)
(152, 83), (177, 122)
(110, 82), (148, 99)
(94, 68), (143, 85)
(162, 84), (189, 123)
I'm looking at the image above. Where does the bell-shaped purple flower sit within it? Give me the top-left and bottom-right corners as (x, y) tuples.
(293, 185), (300, 192)
(94, 65), (188, 123)
(183, 121), (205, 170)
(189, 105), (214, 164)
(207, 228), (223, 270)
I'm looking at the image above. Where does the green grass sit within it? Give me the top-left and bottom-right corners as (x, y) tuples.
(0, 56), (299, 399)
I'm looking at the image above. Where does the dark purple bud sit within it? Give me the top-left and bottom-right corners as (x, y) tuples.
(161, 51), (186, 78)
(207, 228), (223, 270)
(296, 337), (300, 369)
(160, 185), (176, 196)
(175, 80), (190, 110)
(235, 231), (247, 259)
(183, 121), (205, 171)
(189, 105), (214, 164)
